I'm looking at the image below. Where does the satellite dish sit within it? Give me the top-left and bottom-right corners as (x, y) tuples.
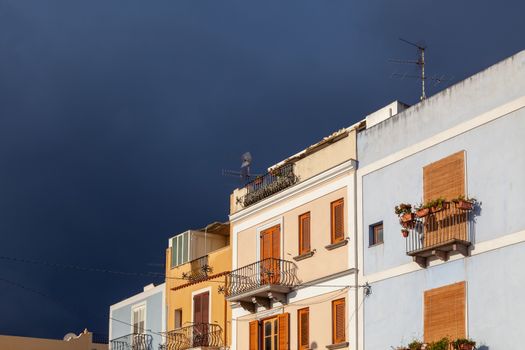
(241, 152), (252, 168)
(63, 332), (77, 341)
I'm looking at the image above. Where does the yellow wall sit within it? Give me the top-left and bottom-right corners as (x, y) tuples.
(165, 245), (232, 346)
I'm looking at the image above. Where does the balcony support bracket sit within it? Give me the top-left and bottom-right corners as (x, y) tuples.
(240, 301), (256, 313)
(413, 256), (428, 268)
(433, 250), (449, 262)
(252, 297), (271, 309)
(454, 243), (469, 257)
(268, 292), (286, 304)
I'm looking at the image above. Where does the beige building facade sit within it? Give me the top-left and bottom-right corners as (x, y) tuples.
(228, 126), (360, 350)
(0, 330), (107, 350)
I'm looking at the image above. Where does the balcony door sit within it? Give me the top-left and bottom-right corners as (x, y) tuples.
(193, 291), (210, 347)
(260, 225), (280, 285)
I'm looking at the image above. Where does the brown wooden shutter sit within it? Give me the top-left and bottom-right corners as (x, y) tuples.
(299, 213), (311, 255)
(424, 281), (466, 343)
(332, 298), (346, 344)
(201, 292), (209, 324)
(193, 293), (201, 324)
(331, 199), (345, 243)
(249, 320), (259, 350)
(298, 308), (309, 350)
(278, 313), (290, 350)
(423, 151), (467, 245)
(423, 151), (465, 201)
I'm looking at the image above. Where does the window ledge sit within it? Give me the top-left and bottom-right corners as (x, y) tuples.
(326, 342), (349, 349)
(368, 241), (384, 248)
(325, 238), (349, 251)
(293, 251), (315, 261)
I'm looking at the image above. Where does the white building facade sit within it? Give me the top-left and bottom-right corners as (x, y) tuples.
(356, 50), (525, 350)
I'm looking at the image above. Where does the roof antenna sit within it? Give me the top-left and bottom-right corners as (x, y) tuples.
(222, 152), (260, 185)
(389, 38), (452, 101)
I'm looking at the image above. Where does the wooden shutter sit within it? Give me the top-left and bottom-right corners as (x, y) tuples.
(332, 298), (346, 344)
(299, 213), (311, 255)
(278, 313), (289, 350)
(201, 292), (209, 324)
(298, 308), (309, 350)
(423, 151), (465, 201)
(423, 151), (467, 245)
(424, 281), (466, 343)
(249, 320), (259, 350)
(331, 199), (345, 243)
(193, 293), (202, 324)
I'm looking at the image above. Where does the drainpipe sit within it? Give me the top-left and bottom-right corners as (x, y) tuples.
(353, 163), (360, 350)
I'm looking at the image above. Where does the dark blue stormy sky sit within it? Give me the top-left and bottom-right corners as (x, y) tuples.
(0, 0), (523, 340)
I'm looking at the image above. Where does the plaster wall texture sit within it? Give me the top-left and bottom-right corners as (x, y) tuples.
(235, 289), (350, 350)
(236, 185), (350, 284)
(109, 286), (165, 348)
(364, 242), (525, 350)
(165, 245), (232, 346)
(357, 50), (525, 166)
(361, 108), (525, 275)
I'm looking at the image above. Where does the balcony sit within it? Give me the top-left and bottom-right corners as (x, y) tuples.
(110, 333), (153, 350)
(182, 255), (211, 283)
(405, 202), (475, 268)
(237, 163), (298, 208)
(224, 258), (298, 312)
(164, 323), (224, 350)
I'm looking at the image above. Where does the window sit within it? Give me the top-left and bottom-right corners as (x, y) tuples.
(249, 313), (289, 350)
(174, 309), (182, 329)
(297, 308), (309, 350)
(330, 199), (345, 244)
(298, 212), (311, 255)
(132, 305), (145, 334)
(171, 232), (189, 268)
(369, 222), (383, 246)
(332, 298), (345, 344)
(424, 281), (466, 343)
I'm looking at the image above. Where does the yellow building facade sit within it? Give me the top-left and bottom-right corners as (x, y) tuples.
(165, 222), (232, 349)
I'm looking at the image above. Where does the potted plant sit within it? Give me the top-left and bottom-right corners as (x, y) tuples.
(401, 228), (410, 238)
(254, 176), (263, 185)
(428, 198), (449, 214)
(427, 338), (449, 350)
(395, 203), (414, 225)
(415, 203), (430, 218)
(408, 340), (424, 350)
(451, 338), (476, 350)
(452, 195), (477, 211)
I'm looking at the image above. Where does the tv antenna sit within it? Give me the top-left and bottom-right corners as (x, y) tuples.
(222, 152), (260, 184)
(390, 38), (452, 101)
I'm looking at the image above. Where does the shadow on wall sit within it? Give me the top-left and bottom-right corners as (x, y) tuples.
(477, 346), (489, 350)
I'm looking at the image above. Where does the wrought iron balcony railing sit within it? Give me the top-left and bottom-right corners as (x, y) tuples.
(405, 202), (474, 267)
(238, 163), (298, 208)
(224, 258), (298, 300)
(110, 333), (153, 350)
(163, 323), (224, 350)
(181, 255), (211, 282)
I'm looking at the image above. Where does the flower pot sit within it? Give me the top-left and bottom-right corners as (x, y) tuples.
(416, 208), (430, 218)
(401, 229), (409, 238)
(254, 178), (263, 185)
(455, 200), (473, 211)
(401, 212), (414, 223)
(458, 344), (474, 350)
(430, 201), (450, 214)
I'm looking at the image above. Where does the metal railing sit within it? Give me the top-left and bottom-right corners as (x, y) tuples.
(182, 255), (211, 282)
(163, 323), (224, 350)
(406, 202), (473, 254)
(110, 333), (153, 350)
(240, 163), (297, 208)
(224, 258), (298, 298)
